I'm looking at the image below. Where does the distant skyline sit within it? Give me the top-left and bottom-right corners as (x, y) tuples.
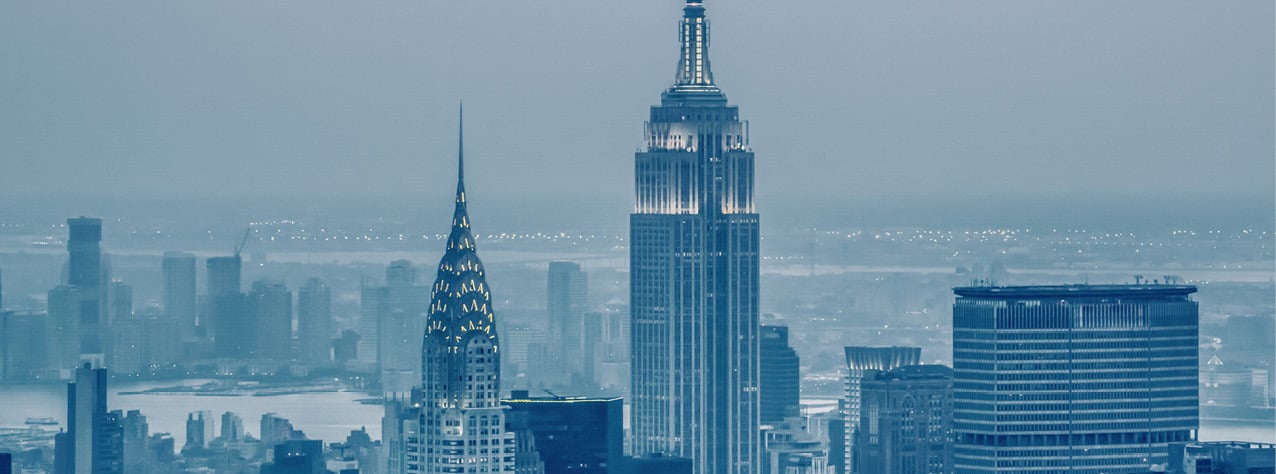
(0, 0), (1271, 203)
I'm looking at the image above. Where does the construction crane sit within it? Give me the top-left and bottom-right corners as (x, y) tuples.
(234, 227), (251, 258)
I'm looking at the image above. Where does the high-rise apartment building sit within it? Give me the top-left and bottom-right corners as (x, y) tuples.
(162, 251), (198, 338)
(761, 324), (800, 425)
(297, 278), (332, 364)
(249, 279), (292, 360)
(361, 260), (430, 393)
(184, 411), (214, 452)
(952, 285), (1199, 474)
(207, 255), (245, 357)
(629, 2), (761, 472)
(547, 261), (587, 385)
(856, 365), (953, 474)
(842, 346), (921, 474)
(405, 110), (516, 473)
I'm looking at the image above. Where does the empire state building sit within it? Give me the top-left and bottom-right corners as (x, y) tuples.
(630, 2), (761, 473)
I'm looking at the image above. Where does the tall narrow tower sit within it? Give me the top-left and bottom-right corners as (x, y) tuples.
(630, 2), (761, 473)
(411, 107), (514, 473)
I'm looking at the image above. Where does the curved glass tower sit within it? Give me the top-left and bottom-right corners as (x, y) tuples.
(630, 2), (761, 473)
(410, 109), (514, 473)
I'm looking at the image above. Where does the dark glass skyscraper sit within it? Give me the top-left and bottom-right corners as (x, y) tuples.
(66, 217), (107, 357)
(952, 285), (1199, 474)
(503, 390), (624, 474)
(58, 363), (123, 474)
(630, 3), (761, 472)
(760, 324), (800, 425)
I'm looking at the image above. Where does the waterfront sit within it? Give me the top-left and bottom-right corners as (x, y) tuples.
(2, 382), (1272, 450)
(0, 380), (384, 450)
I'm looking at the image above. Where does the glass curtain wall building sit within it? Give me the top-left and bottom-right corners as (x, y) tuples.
(629, 2), (761, 473)
(952, 285), (1199, 474)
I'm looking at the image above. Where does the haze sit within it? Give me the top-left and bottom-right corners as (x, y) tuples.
(0, 0), (1271, 205)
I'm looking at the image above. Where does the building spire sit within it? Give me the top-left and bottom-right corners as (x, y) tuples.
(675, 0), (715, 87)
(457, 102), (465, 186)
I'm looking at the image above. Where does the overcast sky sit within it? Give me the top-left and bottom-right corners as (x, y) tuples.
(1, 0), (1271, 205)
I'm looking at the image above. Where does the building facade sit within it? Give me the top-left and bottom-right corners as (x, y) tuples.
(629, 2), (761, 473)
(162, 251), (198, 339)
(405, 110), (516, 473)
(502, 390), (623, 474)
(66, 217), (108, 360)
(842, 346), (922, 474)
(952, 285), (1199, 474)
(856, 365), (953, 474)
(761, 324), (801, 425)
(297, 278), (332, 364)
(547, 261), (587, 386)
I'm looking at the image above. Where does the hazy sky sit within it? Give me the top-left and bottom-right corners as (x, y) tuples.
(1, 0), (1271, 205)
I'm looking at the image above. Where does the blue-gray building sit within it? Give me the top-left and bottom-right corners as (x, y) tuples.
(629, 2), (760, 472)
(502, 390), (623, 474)
(952, 285), (1199, 474)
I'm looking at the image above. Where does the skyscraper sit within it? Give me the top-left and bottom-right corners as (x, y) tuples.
(184, 411), (214, 452)
(503, 390), (624, 474)
(297, 278), (332, 364)
(362, 260), (430, 393)
(47, 285), (82, 372)
(629, 2), (761, 473)
(409, 108), (515, 473)
(66, 217), (108, 358)
(162, 251), (198, 338)
(547, 261), (587, 385)
(249, 279), (292, 360)
(59, 363), (123, 474)
(207, 255), (245, 356)
(952, 285), (1199, 474)
(842, 346), (921, 474)
(1, 310), (46, 381)
(760, 324), (800, 426)
(855, 365), (952, 474)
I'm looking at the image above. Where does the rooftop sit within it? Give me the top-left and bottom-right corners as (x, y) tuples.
(954, 284), (1197, 299)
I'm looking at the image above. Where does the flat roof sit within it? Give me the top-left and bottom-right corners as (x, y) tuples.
(954, 284), (1197, 299)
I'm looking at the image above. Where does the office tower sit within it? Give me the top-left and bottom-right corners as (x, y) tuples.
(408, 109), (515, 473)
(261, 413), (301, 446)
(629, 2), (761, 472)
(504, 325), (545, 379)
(108, 281), (131, 322)
(1165, 441), (1275, 473)
(184, 411), (215, 451)
(297, 278), (332, 364)
(1, 310), (46, 381)
(361, 260), (429, 393)
(47, 286), (82, 372)
(333, 329), (360, 363)
(506, 411), (546, 474)
(60, 363), (123, 474)
(503, 390), (624, 474)
(827, 417), (846, 474)
(66, 217), (108, 357)
(0, 452), (10, 474)
(220, 412), (244, 442)
(208, 255), (246, 357)
(162, 251), (198, 338)
(547, 261), (587, 385)
(383, 389), (422, 474)
(205, 254), (242, 335)
(593, 308), (630, 394)
(110, 316), (144, 375)
(249, 279), (292, 360)
(842, 346), (920, 474)
(262, 439), (325, 474)
(139, 309), (181, 370)
(854, 365), (952, 474)
(952, 285), (1199, 474)
(121, 410), (148, 474)
(761, 325), (800, 425)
